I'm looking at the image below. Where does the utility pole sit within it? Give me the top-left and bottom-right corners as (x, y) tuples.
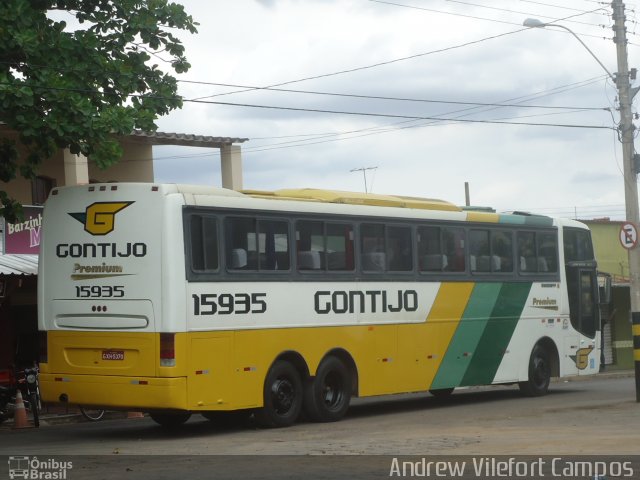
(612, 0), (640, 401)
(350, 167), (378, 193)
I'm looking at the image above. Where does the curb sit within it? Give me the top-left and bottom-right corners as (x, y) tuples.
(552, 369), (635, 384)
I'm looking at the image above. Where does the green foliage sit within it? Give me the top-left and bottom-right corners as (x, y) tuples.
(0, 0), (197, 218)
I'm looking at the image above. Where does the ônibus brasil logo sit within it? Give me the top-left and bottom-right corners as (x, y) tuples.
(68, 202), (134, 236)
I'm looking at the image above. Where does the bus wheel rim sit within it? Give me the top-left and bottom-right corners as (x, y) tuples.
(322, 371), (344, 409)
(272, 378), (295, 414)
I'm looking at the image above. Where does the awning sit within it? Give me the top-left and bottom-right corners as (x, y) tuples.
(0, 254), (38, 275)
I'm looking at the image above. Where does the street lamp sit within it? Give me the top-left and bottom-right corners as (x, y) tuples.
(522, 18), (615, 81)
(524, 11), (640, 402)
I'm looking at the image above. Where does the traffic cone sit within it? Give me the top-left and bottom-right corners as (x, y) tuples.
(12, 390), (31, 429)
(127, 411), (144, 419)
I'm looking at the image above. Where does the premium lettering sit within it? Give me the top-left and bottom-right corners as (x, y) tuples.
(56, 242), (147, 258)
(73, 263), (124, 273)
(314, 290), (418, 314)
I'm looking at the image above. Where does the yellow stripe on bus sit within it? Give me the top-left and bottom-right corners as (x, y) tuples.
(465, 212), (500, 223)
(420, 282), (475, 386)
(632, 324), (640, 337)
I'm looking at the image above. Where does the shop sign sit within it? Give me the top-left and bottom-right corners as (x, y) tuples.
(3, 206), (43, 254)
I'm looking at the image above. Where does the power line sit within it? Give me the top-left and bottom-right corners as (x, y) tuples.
(185, 97), (614, 130)
(190, 5), (610, 102)
(179, 80), (609, 111)
(437, 0), (609, 28)
(516, 0), (609, 14)
(188, 28), (529, 101)
(368, 0), (610, 37)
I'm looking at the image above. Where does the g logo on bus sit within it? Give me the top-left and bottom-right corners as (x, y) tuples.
(69, 202), (134, 236)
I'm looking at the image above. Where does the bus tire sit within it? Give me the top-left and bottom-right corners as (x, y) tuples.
(149, 412), (191, 427)
(304, 356), (351, 423)
(254, 360), (303, 428)
(519, 344), (551, 397)
(429, 388), (454, 398)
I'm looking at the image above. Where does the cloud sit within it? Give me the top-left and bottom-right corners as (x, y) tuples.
(154, 0), (630, 219)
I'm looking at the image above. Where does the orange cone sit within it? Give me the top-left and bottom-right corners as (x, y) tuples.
(127, 411), (144, 419)
(12, 390), (31, 429)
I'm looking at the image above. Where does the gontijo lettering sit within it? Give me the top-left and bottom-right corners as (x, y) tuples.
(69, 201), (133, 235)
(315, 290), (418, 314)
(56, 242), (146, 258)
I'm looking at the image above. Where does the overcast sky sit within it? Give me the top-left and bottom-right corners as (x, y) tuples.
(151, 0), (638, 220)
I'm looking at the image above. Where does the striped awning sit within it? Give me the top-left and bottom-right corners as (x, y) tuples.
(0, 254), (38, 275)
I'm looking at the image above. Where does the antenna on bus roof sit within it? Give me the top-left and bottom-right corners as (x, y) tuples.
(350, 166), (378, 193)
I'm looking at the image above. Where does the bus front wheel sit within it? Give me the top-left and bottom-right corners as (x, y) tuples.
(304, 356), (351, 422)
(519, 344), (551, 397)
(149, 412), (191, 428)
(254, 360), (303, 428)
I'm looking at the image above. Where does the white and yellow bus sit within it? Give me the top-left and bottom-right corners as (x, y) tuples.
(38, 183), (601, 427)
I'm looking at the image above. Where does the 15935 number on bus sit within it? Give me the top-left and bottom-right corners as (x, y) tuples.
(192, 293), (267, 315)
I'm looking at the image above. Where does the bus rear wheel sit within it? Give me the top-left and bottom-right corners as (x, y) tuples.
(304, 356), (351, 423)
(149, 412), (191, 427)
(254, 360), (303, 428)
(519, 344), (551, 397)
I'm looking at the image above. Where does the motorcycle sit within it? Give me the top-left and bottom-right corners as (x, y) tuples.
(0, 365), (41, 428)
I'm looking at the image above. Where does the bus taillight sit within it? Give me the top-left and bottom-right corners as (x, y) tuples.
(160, 333), (176, 367)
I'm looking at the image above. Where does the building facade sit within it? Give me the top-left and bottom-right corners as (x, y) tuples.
(584, 219), (634, 370)
(0, 127), (247, 374)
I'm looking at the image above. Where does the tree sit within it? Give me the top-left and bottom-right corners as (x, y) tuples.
(0, 0), (198, 220)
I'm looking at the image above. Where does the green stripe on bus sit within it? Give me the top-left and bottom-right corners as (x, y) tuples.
(498, 214), (553, 227)
(460, 282), (532, 386)
(498, 215), (526, 225)
(430, 283), (502, 390)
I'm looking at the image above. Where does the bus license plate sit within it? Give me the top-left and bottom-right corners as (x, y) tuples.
(102, 350), (125, 361)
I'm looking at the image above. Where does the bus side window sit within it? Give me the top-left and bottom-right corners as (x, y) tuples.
(492, 230), (513, 273)
(258, 220), (290, 271)
(190, 215), (219, 272)
(361, 223), (386, 272)
(469, 230), (490, 273)
(296, 220), (325, 270)
(327, 223), (354, 271)
(225, 217), (258, 270)
(538, 233), (558, 273)
(444, 227), (466, 272)
(517, 231), (537, 273)
(417, 226), (444, 272)
(387, 226), (412, 272)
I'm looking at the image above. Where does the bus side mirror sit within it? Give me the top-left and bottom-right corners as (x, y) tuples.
(598, 273), (612, 305)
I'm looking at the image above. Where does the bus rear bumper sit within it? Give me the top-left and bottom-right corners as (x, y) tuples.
(40, 373), (188, 411)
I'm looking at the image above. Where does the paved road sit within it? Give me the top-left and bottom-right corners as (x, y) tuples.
(1, 374), (638, 479)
